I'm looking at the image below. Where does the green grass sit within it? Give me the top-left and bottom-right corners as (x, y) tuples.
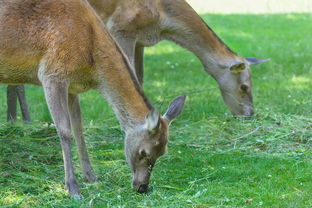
(1, 13), (312, 207)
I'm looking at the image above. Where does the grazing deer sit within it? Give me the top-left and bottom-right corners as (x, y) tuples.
(88, 0), (269, 118)
(0, 0), (186, 198)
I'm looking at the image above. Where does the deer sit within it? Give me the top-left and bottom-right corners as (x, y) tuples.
(0, 0), (186, 199)
(88, 0), (269, 118)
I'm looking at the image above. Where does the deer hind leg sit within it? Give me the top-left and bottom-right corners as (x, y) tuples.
(7, 85), (18, 123)
(135, 45), (144, 85)
(7, 85), (31, 123)
(16, 85), (31, 123)
(68, 93), (97, 183)
(41, 77), (82, 199)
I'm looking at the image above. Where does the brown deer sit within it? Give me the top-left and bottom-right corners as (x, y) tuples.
(88, 0), (269, 118)
(0, 0), (186, 199)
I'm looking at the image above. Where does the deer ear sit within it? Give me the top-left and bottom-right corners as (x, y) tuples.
(230, 61), (246, 73)
(245, 57), (270, 66)
(163, 95), (186, 124)
(146, 109), (160, 133)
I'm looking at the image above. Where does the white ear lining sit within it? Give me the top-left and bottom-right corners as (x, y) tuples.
(145, 109), (160, 132)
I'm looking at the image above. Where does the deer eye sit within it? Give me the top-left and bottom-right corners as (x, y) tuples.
(240, 84), (249, 91)
(139, 149), (147, 158)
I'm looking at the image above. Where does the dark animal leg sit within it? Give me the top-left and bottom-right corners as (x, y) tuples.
(16, 85), (31, 123)
(7, 85), (17, 123)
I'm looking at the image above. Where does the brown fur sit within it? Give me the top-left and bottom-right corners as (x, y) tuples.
(0, 0), (150, 119)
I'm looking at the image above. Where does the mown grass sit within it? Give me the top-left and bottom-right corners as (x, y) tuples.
(1, 13), (312, 207)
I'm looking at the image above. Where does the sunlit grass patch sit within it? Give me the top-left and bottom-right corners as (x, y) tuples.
(1, 191), (26, 206)
(291, 76), (311, 89)
(144, 44), (180, 56)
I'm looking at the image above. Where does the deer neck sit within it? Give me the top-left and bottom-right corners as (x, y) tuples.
(160, 1), (243, 79)
(94, 36), (152, 131)
(79, 0), (152, 131)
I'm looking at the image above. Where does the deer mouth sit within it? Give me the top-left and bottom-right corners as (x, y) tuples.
(233, 105), (254, 119)
(137, 184), (149, 193)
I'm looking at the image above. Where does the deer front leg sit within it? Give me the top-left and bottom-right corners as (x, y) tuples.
(112, 34), (137, 69)
(41, 78), (81, 199)
(68, 93), (97, 183)
(135, 45), (144, 85)
(113, 36), (144, 85)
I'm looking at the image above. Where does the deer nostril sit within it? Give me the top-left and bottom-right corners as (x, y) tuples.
(137, 184), (148, 193)
(240, 84), (249, 91)
(242, 108), (254, 120)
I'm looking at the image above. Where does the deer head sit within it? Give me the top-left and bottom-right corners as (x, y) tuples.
(124, 95), (186, 193)
(215, 57), (269, 119)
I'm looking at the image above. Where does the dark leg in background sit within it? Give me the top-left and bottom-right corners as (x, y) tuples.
(7, 85), (31, 123)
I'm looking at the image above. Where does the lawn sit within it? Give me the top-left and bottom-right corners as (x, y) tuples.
(1, 13), (312, 207)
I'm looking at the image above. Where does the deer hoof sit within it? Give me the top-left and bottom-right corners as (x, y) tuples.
(85, 172), (98, 183)
(72, 194), (84, 200)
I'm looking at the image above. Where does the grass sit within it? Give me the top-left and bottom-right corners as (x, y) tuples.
(1, 13), (312, 207)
